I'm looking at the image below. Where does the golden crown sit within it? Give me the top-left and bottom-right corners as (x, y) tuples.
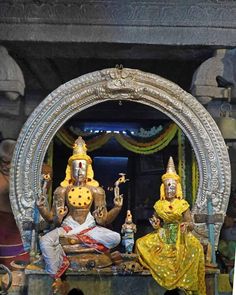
(161, 157), (180, 182)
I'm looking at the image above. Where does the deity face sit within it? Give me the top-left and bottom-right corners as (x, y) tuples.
(0, 156), (11, 176)
(163, 178), (177, 200)
(72, 160), (87, 184)
(125, 210), (133, 223)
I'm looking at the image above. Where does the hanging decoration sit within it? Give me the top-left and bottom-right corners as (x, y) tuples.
(70, 125), (163, 140)
(56, 123), (178, 155)
(126, 125), (163, 141)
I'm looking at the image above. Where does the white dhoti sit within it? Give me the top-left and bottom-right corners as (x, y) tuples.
(40, 213), (120, 276)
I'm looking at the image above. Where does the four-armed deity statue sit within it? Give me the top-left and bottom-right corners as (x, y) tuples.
(37, 137), (124, 286)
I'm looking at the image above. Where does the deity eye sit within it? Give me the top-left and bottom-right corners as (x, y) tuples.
(168, 183), (171, 187)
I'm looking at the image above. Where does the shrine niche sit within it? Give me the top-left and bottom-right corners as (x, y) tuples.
(10, 67), (230, 256)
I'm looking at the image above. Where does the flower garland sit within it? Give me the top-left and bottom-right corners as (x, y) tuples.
(126, 125), (163, 140)
(56, 123), (178, 155)
(114, 124), (177, 154)
(57, 129), (112, 151)
(120, 124), (176, 147)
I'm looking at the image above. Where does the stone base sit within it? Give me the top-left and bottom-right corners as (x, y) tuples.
(26, 271), (166, 295)
(23, 267), (220, 295)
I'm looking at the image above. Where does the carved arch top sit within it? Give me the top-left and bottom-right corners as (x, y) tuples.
(10, 67), (231, 250)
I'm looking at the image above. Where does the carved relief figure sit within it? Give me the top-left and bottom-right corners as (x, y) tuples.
(136, 157), (206, 295)
(37, 137), (123, 279)
(0, 139), (28, 268)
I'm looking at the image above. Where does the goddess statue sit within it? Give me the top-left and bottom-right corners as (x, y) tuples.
(136, 157), (206, 295)
(37, 137), (123, 280)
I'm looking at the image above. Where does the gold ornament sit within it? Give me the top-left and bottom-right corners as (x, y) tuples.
(67, 186), (93, 208)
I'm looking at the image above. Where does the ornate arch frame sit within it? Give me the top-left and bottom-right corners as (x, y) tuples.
(10, 67), (231, 250)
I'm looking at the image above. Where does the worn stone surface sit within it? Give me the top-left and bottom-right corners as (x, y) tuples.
(0, 1), (236, 46)
(0, 97), (21, 116)
(0, 46), (25, 100)
(25, 270), (219, 295)
(191, 49), (236, 104)
(24, 95), (44, 116)
(0, 117), (23, 139)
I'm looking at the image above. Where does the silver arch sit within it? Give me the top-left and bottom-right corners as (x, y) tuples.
(10, 67), (231, 250)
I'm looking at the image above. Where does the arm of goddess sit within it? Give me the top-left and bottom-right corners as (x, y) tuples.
(181, 208), (194, 232)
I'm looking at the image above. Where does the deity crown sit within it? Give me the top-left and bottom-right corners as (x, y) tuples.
(68, 137), (92, 165)
(161, 157), (180, 182)
(73, 136), (87, 155)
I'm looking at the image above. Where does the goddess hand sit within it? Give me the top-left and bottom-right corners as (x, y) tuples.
(180, 222), (189, 233)
(180, 221), (194, 232)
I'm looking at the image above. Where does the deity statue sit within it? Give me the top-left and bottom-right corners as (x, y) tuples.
(136, 157), (206, 295)
(121, 210), (136, 254)
(37, 137), (123, 281)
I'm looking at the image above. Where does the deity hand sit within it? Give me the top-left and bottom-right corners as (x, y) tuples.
(60, 235), (81, 245)
(93, 206), (107, 223)
(68, 235), (81, 245)
(36, 194), (48, 209)
(149, 215), (161, 229)
(113, 185), (123, 208)
(114, 194), (123, 208)
(56, 206), (68, 224)
(36, 194), (54, 222)
(180, 222), (194, 233)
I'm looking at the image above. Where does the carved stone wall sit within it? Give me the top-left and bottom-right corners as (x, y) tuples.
(1, 1), (236, 45)
(10, 67), (231, 251)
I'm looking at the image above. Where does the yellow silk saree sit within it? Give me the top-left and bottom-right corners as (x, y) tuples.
(136, 199), (206, 295)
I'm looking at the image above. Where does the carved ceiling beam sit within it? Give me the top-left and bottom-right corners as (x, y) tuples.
(0, 1), (236, 46)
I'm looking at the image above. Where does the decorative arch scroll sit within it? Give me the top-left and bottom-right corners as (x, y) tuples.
(10, 67), (231, 251)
